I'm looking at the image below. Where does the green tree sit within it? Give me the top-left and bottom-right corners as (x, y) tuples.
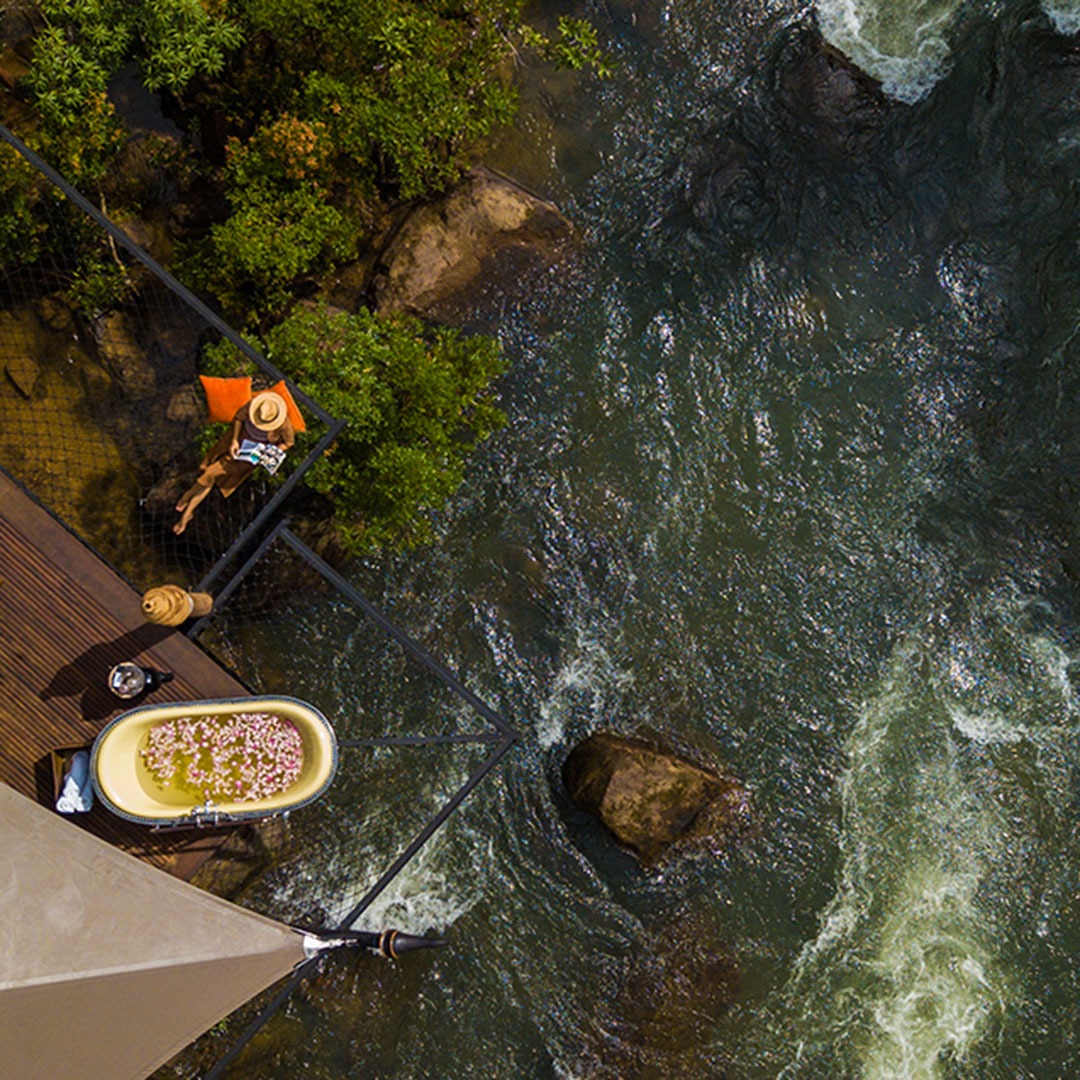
(261, 303), (506, 551)
(192, 114), (354, 322)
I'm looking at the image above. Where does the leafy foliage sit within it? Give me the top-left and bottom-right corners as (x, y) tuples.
(261, 304), (507, 550)
(23, 28), (124, 183)
(522, 16), (614, 78)
(24, 0), (242, 181)
(135, 0), (244, 91)
(66, 252), (130, 316)
(0, 143), (47, 267)
(193, 117), (354, 320)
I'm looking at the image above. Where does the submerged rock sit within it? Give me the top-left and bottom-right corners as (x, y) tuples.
(4, 351), (39, 398)
(563, 731), (750, 864)
(34, 294), (76, 334)
(571, 903), (740, 1078)
(373, 166), (573, 317)
(94, 310), (158, 399)
(771, 30), (891, 159)
(615, 908), (739, 1055)
(680, 131), (777, 247)
(670, 27), (894, 257)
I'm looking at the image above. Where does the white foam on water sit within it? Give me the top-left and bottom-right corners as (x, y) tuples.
(1028, 630), (1079, 715)
(816, 0), (961, 103)
(1042, 0), (1080, 34)
(857, 838), (1006, 1077)
(946, 701), (1028, 744)
(536, 628), (634, 749)
(788, 633), (1015, 1077)
(327, 829), (485, 936)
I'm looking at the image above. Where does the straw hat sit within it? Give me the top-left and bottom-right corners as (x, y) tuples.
(248, 391), (288, 432)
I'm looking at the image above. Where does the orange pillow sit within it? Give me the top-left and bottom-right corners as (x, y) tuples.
(199, 375), (252, 423)
(267, 379), (307, 433)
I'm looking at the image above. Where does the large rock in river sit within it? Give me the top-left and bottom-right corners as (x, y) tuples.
(563, 732), (750, 864)
(373, 166), (573, 317)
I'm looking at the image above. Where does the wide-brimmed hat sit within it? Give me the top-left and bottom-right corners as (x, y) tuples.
(248, 391), (288, 432)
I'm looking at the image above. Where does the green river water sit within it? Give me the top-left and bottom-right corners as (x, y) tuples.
(178, 1), (1080, 1076)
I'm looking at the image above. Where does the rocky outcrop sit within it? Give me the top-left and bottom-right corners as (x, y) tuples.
(373, 166), (573, 317)
(563, 732), (750, 864)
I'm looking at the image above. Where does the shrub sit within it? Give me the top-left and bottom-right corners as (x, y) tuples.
(24, 0), (242, 182)
(262, 303), (506, 551)
(193, 114), (357, 321)
(0, 143), (46, 267)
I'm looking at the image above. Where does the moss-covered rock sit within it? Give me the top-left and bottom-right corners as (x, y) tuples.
(563, 731), (750, 864)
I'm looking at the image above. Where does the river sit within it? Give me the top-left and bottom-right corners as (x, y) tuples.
(186, 2), (1080, 1076)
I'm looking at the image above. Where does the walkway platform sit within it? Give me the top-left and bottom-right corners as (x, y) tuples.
(0, 468), (249, 879)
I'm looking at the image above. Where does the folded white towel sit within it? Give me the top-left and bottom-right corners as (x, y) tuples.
(56, 751), (93, 813)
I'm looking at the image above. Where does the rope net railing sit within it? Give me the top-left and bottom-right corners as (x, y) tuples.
(177, 526), (517, 1078)
(0, 121), (339, 593)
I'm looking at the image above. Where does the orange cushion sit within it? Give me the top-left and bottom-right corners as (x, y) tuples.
(199, 375), (252, 423)
(267, 379), (307, 433)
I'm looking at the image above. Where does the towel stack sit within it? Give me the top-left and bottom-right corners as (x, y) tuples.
(56, 751), (94, 813)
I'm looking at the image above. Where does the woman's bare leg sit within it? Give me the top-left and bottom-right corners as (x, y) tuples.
(175, 480), (204, 512)
(173, 483), (213, 534)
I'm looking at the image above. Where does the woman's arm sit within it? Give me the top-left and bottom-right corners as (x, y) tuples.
(276, 420), (296, 451)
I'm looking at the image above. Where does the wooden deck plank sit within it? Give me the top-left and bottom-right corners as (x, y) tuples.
(0, 469), (249, 879)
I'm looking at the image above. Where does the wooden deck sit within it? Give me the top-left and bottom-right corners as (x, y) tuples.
(0, 468), (249, 880)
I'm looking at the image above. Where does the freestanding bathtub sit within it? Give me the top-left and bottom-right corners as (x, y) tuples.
(90, 695), (338, 828)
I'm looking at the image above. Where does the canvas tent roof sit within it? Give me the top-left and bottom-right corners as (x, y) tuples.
(0, 783), (307, 1079)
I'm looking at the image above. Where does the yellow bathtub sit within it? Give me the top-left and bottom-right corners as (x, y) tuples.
(90, 696), (338, 827)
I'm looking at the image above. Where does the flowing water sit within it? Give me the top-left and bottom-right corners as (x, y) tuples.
(193, 2), (1080, 1076)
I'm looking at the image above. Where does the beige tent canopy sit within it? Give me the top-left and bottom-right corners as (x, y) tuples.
(0, 783), (308, 1079)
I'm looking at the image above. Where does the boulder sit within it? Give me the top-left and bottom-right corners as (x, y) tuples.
(34, 294), (76, 334)
(0, 308), (44, 397)
(117, 213), (175, 266)
(563, 732), (750, 864)
(0, 41), (28, 91)
(164, 384), (204, 426)
(78, 359), (113, 402)
(145, 312), (201, 373)
(373, 166), (573, 317)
